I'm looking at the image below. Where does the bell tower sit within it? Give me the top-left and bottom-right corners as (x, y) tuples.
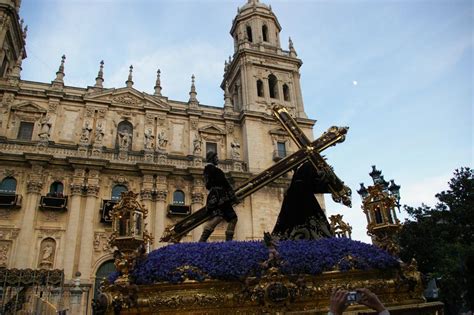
(0, 0), (26, 80)
(222, 0), (306, 118)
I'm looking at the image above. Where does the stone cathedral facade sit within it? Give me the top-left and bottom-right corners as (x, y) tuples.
(0, 0), (318, 294)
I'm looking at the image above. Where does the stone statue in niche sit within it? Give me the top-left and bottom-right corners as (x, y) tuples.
(80, 121), (93, 144)
(38, 115), (52, 141)
(95, 122), (105, 143)
(38, 239), (56, 269)
(157, 129), (168, 150)
(231, 140), (240, 160)
(119, 130), (132, 150)
(144, 128), (154, 150)
(193, 133), (202, 155)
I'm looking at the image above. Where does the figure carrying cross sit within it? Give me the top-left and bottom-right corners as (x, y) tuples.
(199, 151), (238, 242)
(160, 105), (351, 243)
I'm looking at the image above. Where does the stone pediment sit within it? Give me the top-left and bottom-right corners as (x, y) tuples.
(199, 125), (226, 135)
(11, 101), (47, 114)
(85, 88), (169, 109)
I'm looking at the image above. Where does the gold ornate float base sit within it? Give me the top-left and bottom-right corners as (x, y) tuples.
(100, 268), (443, 314)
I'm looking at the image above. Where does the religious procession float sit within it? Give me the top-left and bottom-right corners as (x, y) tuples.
(94, 106), (443, 314)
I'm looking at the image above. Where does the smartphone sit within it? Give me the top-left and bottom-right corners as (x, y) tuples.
(347, 291), (360, 303)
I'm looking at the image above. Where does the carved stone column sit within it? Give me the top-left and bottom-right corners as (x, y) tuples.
(15, 164), (43, 268)
(62, 168), (85, 280)
(140, 174), (154, 249)
(154, 175), (168, 247)
(78, 169), (100, 281)
(191, 178), (205, 241)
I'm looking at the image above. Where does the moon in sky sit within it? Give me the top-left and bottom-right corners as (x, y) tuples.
(352, 80), (358, 86)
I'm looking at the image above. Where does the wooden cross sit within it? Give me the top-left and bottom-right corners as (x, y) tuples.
(160, 105), (351, 243)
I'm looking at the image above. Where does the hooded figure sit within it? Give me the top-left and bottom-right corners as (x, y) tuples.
(199, 151), (238, 242)
(272, 161), (333, 240)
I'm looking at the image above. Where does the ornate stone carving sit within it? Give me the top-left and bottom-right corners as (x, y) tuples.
(94, 232), (113, 253)
(70, 183), (84, 195)
(193, 133), (202, 155)
(225, 122), (234, 135)
(85, 107), (94, 118)
(37, 238), (56, 269)
(113, 94), (140, 105)
(190, 118), (199, 130)
(80, 120), (93, 144)
(140, 189), (153, 201)
(191, 192), (204, 204)
(145, 114), (154, 125)
(157, 129), (168, 151)
(144, 128), (155, 150)
(230, 139), (240, 160)
(0, 228), (19, 240)
(37, 228), (62, 239)
(27, 180), (43, 193)
(0, 241), (11, 268)
(157, 115), (166, 126)
(97, 108), (107, 118)
(3, 169), (17, 178)
(155, 190), (168, 202)
(86, 185), (100, 197)
(111, 175), (129, 186)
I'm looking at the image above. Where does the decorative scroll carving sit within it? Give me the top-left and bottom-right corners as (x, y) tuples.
(70, 183), (84, 196)
(27, 180), (43, 193)
(111, 175), (129, 186)
(140, 189), (153, 201)
(0, 228), (20, 240)
(113, 95), (140, 105)
(155, 190), (167, 202)
(86, 185), (100, 197)
(191, 192), (204, 204)
(94, 232), (113, 253)
(97, 108), (107, 118)
(0, 241), (10, 267)
(85, 107), (95, 118)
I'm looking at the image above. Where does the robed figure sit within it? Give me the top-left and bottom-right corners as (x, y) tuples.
(199, 151), (238, 242)
(272, 161), (333, 240)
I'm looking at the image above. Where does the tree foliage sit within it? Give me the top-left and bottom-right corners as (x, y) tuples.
(399, 167), (473, 314)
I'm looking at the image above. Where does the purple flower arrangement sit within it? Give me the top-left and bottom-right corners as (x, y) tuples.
(120, 238), (398, 285)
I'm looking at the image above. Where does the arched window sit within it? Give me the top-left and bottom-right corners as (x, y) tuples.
(173, 190), (185, 205)
(268, 74), (278, 99)
(256, 80), (264, 97)
(94, 260), (116, 301)
(49, 181), (64, 197)
(262, 25), (268, 42)
(0, 177), (17, 195)
(283, 84), (290, 101)
(116, 121), (133, 150)
(246, 26), (253, 43)
(111, 184), (128, 201)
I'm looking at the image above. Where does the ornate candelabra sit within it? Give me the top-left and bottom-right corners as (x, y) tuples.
(357, 165), (401, 255)
(109, 191), (153, 285)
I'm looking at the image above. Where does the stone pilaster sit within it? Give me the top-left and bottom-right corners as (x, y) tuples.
(140, 174), (154, 248)
(154, 175), (168, 247)
(191, 177), (205, 241)
(15, 172), (43, 268)
(78, 169), (100, 281)
(62, 168), (86, 280)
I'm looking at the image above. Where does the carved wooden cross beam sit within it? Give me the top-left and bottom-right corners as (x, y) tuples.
(160, 105), (351, 243)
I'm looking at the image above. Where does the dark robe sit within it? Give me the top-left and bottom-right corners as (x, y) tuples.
(203, 163), (237, 222)
(271, 161), (333, 240)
